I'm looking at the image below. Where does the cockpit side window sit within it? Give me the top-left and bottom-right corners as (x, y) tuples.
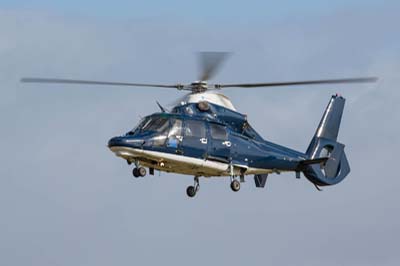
(166, 119), (183, 148)
(210, 124), (227, 140)
(168, 119), (183, 138)
(146, 117), (170, 147)
(184, 120), (206, 138)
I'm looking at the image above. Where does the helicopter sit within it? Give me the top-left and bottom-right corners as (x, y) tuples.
(21, 52), (378, 197)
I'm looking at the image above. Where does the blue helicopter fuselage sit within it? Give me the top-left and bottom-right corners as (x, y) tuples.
(108, 102), (307, 177)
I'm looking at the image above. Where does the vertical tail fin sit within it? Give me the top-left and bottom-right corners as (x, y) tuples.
(302, 95), (350, 186)
(306, 94), (345, 155)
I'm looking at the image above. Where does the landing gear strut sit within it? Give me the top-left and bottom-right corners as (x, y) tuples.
(229, 164), (241, 192)
(186, 176), (200, 198)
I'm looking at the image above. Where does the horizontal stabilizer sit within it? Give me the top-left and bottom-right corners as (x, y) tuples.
(299, 157), (329, 166)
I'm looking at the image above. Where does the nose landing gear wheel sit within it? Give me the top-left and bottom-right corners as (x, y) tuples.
(230, 179), (240, 192)
(186, 186), (197, 197)
(186, 176), (200, 198)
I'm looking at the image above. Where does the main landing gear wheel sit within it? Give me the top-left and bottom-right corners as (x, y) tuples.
(230, 179), (240, 192)
(132, 168), (140, 178)
(132, 167), (146, 178)
(138, 167), (146, 177)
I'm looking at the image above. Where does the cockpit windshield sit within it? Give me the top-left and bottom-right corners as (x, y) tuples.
(127, 116), (169, 135)
(142, 117), (169, 132)
(126, 115), (184, 148)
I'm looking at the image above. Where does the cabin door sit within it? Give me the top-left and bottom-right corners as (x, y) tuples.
(207, 123), (231, 162)
(180, 120), (208, 159)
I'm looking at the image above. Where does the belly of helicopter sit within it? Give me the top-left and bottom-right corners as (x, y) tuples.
(109, 146), (272, 177)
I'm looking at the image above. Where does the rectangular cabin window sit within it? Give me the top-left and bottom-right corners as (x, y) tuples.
(184, 120), (206, 138)
(210, 124), (227, 140)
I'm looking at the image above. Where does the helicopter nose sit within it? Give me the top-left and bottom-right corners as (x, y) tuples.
(108, 136), (144, 148)
(108, 136), (124, 148)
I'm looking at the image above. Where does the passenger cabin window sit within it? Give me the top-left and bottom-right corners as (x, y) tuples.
(184, 120), (206, 138)
(210, 124), (227, 140)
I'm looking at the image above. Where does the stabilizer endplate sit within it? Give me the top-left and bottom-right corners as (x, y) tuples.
(324, 142), (344, 178)
(254, 174), (268, 188)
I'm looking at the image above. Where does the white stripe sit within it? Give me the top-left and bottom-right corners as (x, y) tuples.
(110, 146), (274, 176)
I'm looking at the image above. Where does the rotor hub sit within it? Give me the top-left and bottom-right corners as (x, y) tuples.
(190, 81), (208, 93)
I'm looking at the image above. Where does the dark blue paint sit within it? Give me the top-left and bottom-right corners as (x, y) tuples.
(108, 95), (351, 187)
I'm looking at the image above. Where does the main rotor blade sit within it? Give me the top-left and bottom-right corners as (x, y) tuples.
(198, 52), (230, 81)
(215, 77), (378, 89)
(21, 77), (184, 89)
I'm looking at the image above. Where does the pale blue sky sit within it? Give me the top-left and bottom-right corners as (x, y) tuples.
(0, 0), (390, 21)
(2, 1), (400, 266)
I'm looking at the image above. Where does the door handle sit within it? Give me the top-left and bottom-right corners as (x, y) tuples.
(222, 141), (231, 147)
